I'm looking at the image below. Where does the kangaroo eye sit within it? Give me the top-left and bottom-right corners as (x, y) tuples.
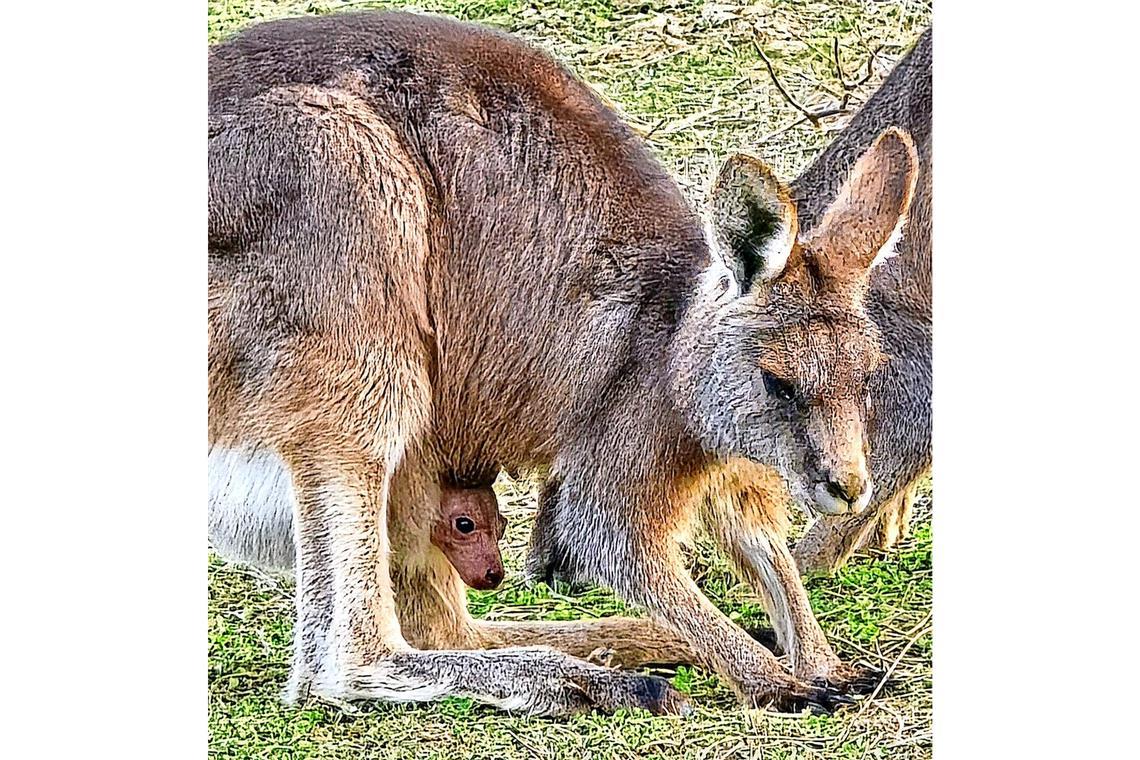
(455, 517), (475, 534)
(762, 372), (796, 403)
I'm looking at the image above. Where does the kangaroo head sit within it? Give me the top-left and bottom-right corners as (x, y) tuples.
(432, 486), (508, 590)
(676, 128), (919, 516)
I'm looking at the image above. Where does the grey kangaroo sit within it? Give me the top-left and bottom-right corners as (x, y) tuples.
(790, 28), (932, 574)
(208, 11), (918, 716)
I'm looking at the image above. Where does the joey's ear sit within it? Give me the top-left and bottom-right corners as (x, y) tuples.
(807, 127), (920, 272)
(709, 153), (798, 292)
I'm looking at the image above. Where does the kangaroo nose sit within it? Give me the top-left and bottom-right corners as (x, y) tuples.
(825, 474), (866, 505)
(484, 568), (503, 588)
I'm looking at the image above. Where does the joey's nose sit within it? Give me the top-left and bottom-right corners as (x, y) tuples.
(484, 568), (503, 588)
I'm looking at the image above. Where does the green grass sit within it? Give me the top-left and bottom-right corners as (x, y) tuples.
(207, 1), (933, 757)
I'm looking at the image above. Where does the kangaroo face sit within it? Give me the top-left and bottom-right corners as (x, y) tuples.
(683, 128), (919, 517)
(432, 486), (508, 590)
(736, 252), (883, 515)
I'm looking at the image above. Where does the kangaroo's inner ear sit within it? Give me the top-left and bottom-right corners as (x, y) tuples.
(807, 127), (920, 272)
(709, 153), (798, 292)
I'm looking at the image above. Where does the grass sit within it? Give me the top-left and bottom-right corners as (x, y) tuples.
(207, 1), (933, 757)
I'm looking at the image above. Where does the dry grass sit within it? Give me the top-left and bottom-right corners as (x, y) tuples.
(207, 1), (933, 757)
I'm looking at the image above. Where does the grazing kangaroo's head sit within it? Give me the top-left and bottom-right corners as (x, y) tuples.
(677, 128), (919, 516)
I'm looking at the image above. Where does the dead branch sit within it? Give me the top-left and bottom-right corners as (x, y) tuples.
(752, 35), (847, 125)
(753, 28), (887, 128)
(835, 37), (883, 90)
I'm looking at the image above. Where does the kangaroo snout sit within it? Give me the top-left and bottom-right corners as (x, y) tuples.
(813, 468), (872, 516)
(483, 567), (504, 588)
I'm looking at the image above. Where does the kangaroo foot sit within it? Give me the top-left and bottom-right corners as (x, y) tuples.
(353, 649), (690, 718)
(805, 659), (884, 696)
(740, 674), (855, 714)
(572, 669), (691, 716)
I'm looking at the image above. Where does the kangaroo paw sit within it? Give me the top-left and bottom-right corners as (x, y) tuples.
(741, 676), (855, 714)
(829, 662), (884, 696)
(774, 682), (855, 715)
(805, 660), (884, 696)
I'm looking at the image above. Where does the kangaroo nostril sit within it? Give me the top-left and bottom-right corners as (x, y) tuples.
(485, 569), (503, 587)
(825, 481), (851, 503)
(825, 480), (857, 505)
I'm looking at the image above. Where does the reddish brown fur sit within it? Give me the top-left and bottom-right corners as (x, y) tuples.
(208, 11), (919, 716)
(431, 486), (506, 591)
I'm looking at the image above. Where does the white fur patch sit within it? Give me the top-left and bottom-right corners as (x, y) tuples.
(870, 213), (908, 270)
(483, 692), (534, 712)
(697, 228), (742, 304)
(738, 533), (798, 668)
(754, 219), (794, 281)
(208, 446), (298, 569)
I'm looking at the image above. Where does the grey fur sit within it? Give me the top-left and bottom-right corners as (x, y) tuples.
(792, 28), (932, 574)
(208, 11), (918, 716)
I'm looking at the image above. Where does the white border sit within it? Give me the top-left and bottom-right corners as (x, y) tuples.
(3, 1), (1140, 756)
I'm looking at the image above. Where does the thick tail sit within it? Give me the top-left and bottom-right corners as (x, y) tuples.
(208, 445), (297, 571)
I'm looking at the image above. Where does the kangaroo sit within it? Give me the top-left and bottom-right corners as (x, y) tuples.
(432, 484), (507, 590)
(208, 10), (917, 716)
(209, 459), (507, 592)
(790, 28), (932, 575)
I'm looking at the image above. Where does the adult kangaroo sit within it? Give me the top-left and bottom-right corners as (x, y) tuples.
(791, 28), (932, 575)
(208, 11), (918, 716)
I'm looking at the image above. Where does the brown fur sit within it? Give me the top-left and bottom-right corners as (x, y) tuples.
(790, 28), (932, 575)
(208, 11), (917, 716)
(431, 485), (506, 590)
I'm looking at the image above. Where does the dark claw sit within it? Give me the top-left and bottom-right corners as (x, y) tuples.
(630, 674), (691, 716)
(845, 664), (885, 696)
(773, 683), (855, 715)
(813, 663), (885, 696)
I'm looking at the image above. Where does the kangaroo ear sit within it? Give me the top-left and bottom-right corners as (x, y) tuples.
(709, 153), (798, 292)
(807, 127), (920, 271)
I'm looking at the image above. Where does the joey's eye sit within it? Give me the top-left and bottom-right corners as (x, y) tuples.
(762, 372), (796, 403)
(455, 517), (475, 534)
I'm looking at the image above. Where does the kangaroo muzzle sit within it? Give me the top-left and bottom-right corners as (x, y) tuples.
(812, 470), (872, 515)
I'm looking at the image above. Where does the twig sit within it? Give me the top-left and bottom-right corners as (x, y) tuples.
(832, 36), (883, 111)
(832, 38), (849, 88)
(852, 45), (885, 88)
(833, 611), (932, 747)
(752, 33), (848, 125)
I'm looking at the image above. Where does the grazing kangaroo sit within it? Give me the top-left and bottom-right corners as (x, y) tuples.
(790, 28), (932, 575)
(208, 11), (917, 715)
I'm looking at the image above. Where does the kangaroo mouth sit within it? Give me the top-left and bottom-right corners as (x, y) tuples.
(811, 482), (873, 516)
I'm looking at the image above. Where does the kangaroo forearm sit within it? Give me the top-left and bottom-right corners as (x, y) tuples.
(621, 564), (791, 685)
(729, 529), (839, 678)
